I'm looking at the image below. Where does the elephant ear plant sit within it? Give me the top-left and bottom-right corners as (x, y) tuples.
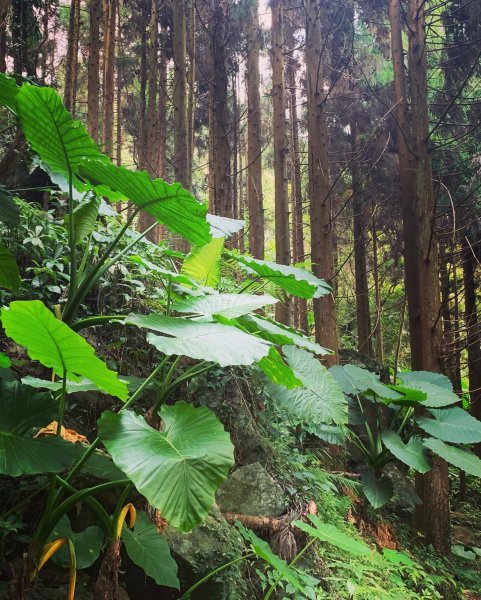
(0, 74), (333, 596)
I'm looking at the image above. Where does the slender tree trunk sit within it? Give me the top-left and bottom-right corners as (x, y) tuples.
(271, 0), (290, 325)
(305, 0), (338, 362)
(63, 0), (81, 113)
(146, 0), (158, 177)
(371, 205), (384, 363)
(287, 51), (307, 332)
(0, 0), (9, 73)
(209, 1), (231, 217)
(246, 0), (264, 259)
(389, 0), (449, 554)
(463, 239), (481, 456)
(115, 0), (122, 167)
(173, 0), (188, 186)
(157, 46), (167, 178)
(102, 0), (117, 158)
(351, 111), (373, 357)
(88, 0), (102, 142)
(138, 2), (148, 171)
(186, 0), (196, 189)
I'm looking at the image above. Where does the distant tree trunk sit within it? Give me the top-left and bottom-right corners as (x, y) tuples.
(463, 239), (481, 456)
(11, 0), (38, 76)
(209, 1), (231, 217)
(351, 111), (373, 357)
(137, 2), (148, 173)
(146, 0), (158, 176)
(64, 0), (80, 113)
(157, 45), (167, 178)
(389, 0), (449, 554)
(287, 51), (307, 332)
(246, 0), (264, 259)
(88, 0), (102, 142)
(271, 0), (290, 325)
(371, 204), (384, 363)
(115, 0), (122, 167)
(173, 0), (188, 186)
(0, 0), (9, 73)
(305, 0), (338, 362)
(186, 0), (196, 189)
(102, 0), (117, 158)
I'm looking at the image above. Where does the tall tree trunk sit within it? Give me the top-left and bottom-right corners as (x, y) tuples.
(305, 0), (338, 362)
(389, 0), (449, 554)
(146, 0), (158, 177)
(88, 0), (102, 142)
(102, 0), (117, 158)
(209, 1), (231, 217)
(463, 239), (481, 456)
(138, 2), (148, 172)
(0, 0), (9, 73)
(115, 0), (122, 167)
(246, 0), (264, 259)
(64, 0), (81, 113)
(271, 0), (290, 325)
(286, 50), (307, 332)
(351, 110), (373, 357)
(371, 203), (384, 363)
(173, 0), (188, 186)
(156, 45), (167, 178)
(186, 0), (196, 189)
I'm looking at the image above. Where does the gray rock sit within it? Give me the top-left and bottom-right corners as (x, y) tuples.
(166, 506), (250, 600)
(216, 462), (287, 517)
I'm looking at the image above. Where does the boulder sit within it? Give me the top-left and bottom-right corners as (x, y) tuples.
(216, 462), (287, 517)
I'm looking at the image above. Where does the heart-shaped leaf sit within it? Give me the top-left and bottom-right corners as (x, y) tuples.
(417, 407), (481, 444)
(381, 431), (431, 473)
(98, 402), (234, 531)
(49, 515), (103, 569)
(423, 438), (481, 476)
(174, 293), (277, 320)
(181, 237), (224, 287)
(361, 471), (393, 508)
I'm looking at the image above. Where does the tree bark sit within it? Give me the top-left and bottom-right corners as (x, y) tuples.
(389, 0), (449, 554)
(87, 0), (102, 142)
(351, 111), (373, 357)
(173, 0), (188, 186)
(246, 0), (264, 259)
(0, 0), (9, 73)
(102, 0), (117, 158)
(63, 0), (81, 114)
(271, 0), (290, 325)
(305, 0), (338, 362)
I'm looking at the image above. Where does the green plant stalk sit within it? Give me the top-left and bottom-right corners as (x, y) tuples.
(77, 230), (94, 280)
(153, 362), (215, 412)
(70, 315), (127, 332)
(56, 370), (68, 435)
(263, 538), (316, 600)
(59, 358), (168, 489)
(179, 553), (255, 599)
(35, 479), (130, 552)
(396, 407), (414, 435)
(67, 167), (77, 296)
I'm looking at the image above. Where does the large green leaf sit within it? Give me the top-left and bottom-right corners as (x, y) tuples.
(330, 364), (401, 400)
(416, 407), (481, 443)
(122, 511), (179, 588)
(238, 524), (305, 592)
(361, 471), (393, 508)
(98, 402), (234, 531)
(305, 423), (345, 445)
(78, 160), (210, 246)
(381, 431), (431, 473)
(423, 438), (481, 476)
(181, 237), (224, 287)
(0, 381), (78, 476)
(0, 186), (20, 227)
(50, 515), (103, 569)
(293, 515), (371, 556)
(131, 256), (199, 288)
(17, 84), (105, 176)
(236, 314), (329, 355)
(258, 347), (302, 388)
(174, 293), (277, 320)
(21, 375), (101, 394)
(265, 346), (347, 425)
(232, 254), (331, 299)
(206, 214), (244, 238)
(0, 243), (21, 291)
(1, 301), (128, 400)
(0, 73), (19, 113)
(395, 380), (459, 408)
(124, 313), (271, 367)
(65, 195), (101, 244)
(398, 371), (453, 391)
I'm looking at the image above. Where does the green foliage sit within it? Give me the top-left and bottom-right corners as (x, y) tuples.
(99, 402), (235, 531)
(417, 407), (481, 443)
(0, 381), (78, 476)
(381, 431), (431, 473)
(49, 515), (103, 570)
(1, 300), (128, 400)
(293, 515), (371, 556)
(0, 243), (21, 291)
(122, 511), (179, 588)
(181, 236), (224, 286)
